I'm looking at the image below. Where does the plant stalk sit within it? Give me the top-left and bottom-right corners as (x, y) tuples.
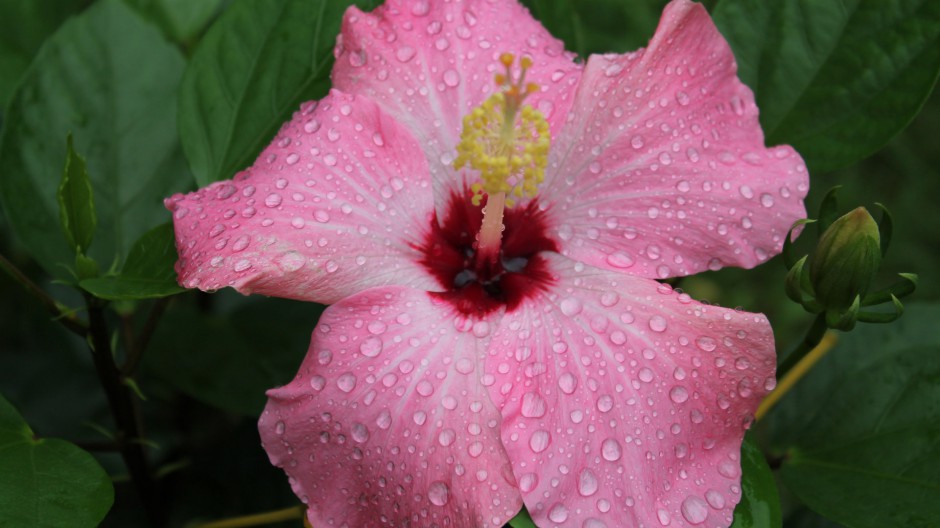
(86, 298), (161, 525)
(0, 252), (87, 336)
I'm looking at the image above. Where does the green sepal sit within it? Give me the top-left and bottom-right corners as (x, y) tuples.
(857, 295), (905, 324)
(862, 273), (918, 307)
(785, 255), (809, 304)
(825, 295), (860, 331)
(782, 218), (815, 270)
(873, 202), (893, 258)
(57, 134), (97, 254)
(816, 186), (842, 237)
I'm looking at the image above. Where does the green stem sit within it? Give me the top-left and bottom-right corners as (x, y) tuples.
(0, 252), (87, 336)
(777, 313), (828, 378)
(86, 298), (161, 525)
(123, 297), (170, 375)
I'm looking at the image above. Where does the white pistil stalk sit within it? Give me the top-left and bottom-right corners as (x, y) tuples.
(477, 191), (506, 265)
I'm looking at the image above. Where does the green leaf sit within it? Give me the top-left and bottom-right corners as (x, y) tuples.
(713, 0), (940, 173)
(507, 507), (537, 528)
(731, 434), (782, 528)
(0, 0), (191, 281)
(145, 293), (324, 415)
(0, 394), (114, 527)
(770, 303), (940, 528)
(522, 0), (669, 57)
(0, 0), (87, 108)
(178, 0), (379, 186)
(122, 0), (223, 44)
(57, 134), (97, 254)
(80, 222), (184, 300)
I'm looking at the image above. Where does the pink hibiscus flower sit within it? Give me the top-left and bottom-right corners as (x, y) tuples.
(166, 0), (808, 526)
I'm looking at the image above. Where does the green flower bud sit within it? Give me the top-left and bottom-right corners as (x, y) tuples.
(809, 207), (881, 311)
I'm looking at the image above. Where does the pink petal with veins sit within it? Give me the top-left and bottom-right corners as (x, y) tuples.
(333, 0), (583, 210)
(260, 286), (523, 527)
(541, 0), (808, 279)
(487, 253), (775, 528)
(166, 91), (438, 304)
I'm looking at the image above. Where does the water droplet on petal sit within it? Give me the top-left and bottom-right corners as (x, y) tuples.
(705, 489), (725, 509)
(519, 473), (539, 493)
(670, 386), (689, 403)
(337, 373), (357, 393)
(558, 372), (578, 394)
(602, 438), (622, 461)
(265, 193), (282, 208)
(606, 251), (634, 269)
(426, 480), (449, 506)
(395, 46), (416, 62)
(548, 504), (568, 523)
(649, 316), (668, 332)
(696, 336), (717, 352)
(578, 469), (599, 496)
(529, 430), (551, 453)
(560, 297), (583, 316)
(351, 422), (369, 443)
(416, 380), (434, 397)
(682, 496), (709, 525)
(443, 69), (460, 87)
(521, 392), (547, 418)
(359, 336), (383, 357)
(438, 428), (456, 446)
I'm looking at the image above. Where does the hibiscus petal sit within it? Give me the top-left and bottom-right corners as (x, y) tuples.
(259, 286), (523, 527)
(166, 90), (438, 303)
(487, 253), (775, 528)
(541, 0), (808, 279)
(332, 0), (583, 211)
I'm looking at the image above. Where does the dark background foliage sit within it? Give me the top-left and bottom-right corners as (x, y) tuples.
(1, 0), (937, 526)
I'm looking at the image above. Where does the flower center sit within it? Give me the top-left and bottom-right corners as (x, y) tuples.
(454, 53), (550, 266)
(419, 190), (558, 317)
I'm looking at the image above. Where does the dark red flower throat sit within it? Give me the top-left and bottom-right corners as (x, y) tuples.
(419, 191), (558, 317)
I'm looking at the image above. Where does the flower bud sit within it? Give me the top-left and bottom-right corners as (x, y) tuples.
(809, 207), (881, 310)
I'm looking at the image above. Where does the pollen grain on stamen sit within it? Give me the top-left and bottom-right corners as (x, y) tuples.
(453, 53), (550, 209)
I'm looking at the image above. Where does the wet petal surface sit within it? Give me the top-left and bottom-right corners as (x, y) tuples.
(486, 253), (775, 528)
(333, 0), (583, 211)
(260, 286), (523, 527)
(166, 91), (437, 303)
(541, 0), (808, 279)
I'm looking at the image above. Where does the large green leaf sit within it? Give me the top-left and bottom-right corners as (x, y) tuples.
(713, 0), (940, 173)
(770, 303), (940, 528)
(522, 0), (669, 57)
(0, 0), (87, 109)
(731, 434), (782, 528)
(122, 0), (223, 44)
(80, 222), (184, 300)
(0, 394), (113, 527)
(178, 0), (379, 186)
(146, 293), (324, 415)
(0, 0), (190, 281)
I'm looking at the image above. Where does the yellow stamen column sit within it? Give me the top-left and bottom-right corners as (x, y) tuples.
(454, 53), (550, 265)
